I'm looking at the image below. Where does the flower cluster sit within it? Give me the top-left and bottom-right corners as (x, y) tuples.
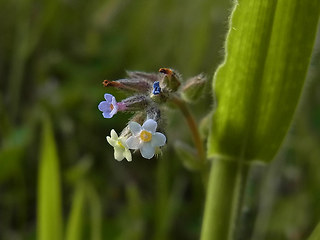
(98, 68), (207, 162)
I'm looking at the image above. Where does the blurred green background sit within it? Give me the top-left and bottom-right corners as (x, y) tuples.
(0, 0), (320, 239)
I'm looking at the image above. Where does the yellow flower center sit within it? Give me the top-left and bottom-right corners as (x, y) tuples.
(110, 104), (114, 110)
(117, 140), (125, 149)
(140, 130), (152, 142)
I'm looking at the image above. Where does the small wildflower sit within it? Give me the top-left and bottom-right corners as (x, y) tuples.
(126, 119), (166, 159)
(107, 129), (132, 161)
(99, 68), (205, 161)
(98, 94), (118, 118)
(152, 81), (161, 95)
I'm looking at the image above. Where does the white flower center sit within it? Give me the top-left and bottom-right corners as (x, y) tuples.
(140, 130), (152, 142)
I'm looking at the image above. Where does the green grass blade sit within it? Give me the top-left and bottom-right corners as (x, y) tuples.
(65, 182), (86, 240)
(37, 118), (63, 240)
(202, 1), (320, 239)
(87, 183), (102, 240)
(308, 222), (320, 240)
(208, 0), (320, 162)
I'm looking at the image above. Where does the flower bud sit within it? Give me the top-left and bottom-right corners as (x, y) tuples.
(120, 112), (147, 138)
(150, 92), (169, 104)
(103, 79), (151, 93)
(159, 68), (181, 92)
(130, 112), (146, 125)
(150, 81), (170, 103)
(181, 74), (207, 103)
(120, 95), (149, 111)
(152, 81), (161, 95)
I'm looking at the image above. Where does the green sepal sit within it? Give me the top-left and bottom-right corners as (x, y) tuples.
(181, 74), (207, 103)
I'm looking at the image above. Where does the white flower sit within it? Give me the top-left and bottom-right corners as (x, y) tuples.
(107, 129), (132, 161)
(126, 119), (166, 159)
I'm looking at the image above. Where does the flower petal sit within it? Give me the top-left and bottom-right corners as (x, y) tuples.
(104, 93), (114, 102)
(110, 129), (118, 139)
(126, 136), (141, 150)
(107, 136), (117, 147)
(151, 132), (166, 147)
(98, 101), (111, 112)
(124, 149), (132, 162)
(140, 142), (155, 159)
(111, 96), (118, 107)
(142, 119), (157, 134)
(102, 112), (113, 118)
(110, 107), (118, 117)
(128, 122), (142, 136)
(114, 147), (124, 161)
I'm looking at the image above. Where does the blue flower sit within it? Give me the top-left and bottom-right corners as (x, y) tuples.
(98, 93), (118, 118)
(152, 81), (161, 95)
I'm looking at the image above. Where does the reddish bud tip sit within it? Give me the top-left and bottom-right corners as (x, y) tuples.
(159, 68), (173, 76)
(103, 80), (122, 88)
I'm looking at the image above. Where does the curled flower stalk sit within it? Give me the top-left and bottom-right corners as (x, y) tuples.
(98, 68), (207, 163)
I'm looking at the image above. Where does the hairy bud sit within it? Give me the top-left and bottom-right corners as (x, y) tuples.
(181, 74), (207, 103)
(121, 95), (149, 111)
(103, 79), (151, 93)
(159, 68), (181, 92)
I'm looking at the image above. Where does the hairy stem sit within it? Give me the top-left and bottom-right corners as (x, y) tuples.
(172, 96), (205, 162)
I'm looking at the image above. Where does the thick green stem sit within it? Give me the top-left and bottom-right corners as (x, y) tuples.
(200, 158), (249, 240)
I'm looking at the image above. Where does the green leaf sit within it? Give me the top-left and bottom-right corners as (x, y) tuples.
(65, 181), (102, 240)
(308, 222), (320, 240)
(37, 117), (63, 240)
(65, 182), (86, 240)
(208, 0), (320, 162)
(0, 126), (32, 182)
(86, 183), (102, 240)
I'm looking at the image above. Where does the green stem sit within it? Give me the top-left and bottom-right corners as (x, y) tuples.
(86, 183), (102, 240)
(153, 155), (169, 240)
(200, 158), (249, 240)
(171, 96), (205, 162)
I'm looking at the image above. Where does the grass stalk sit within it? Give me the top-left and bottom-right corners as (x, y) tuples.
(200, 158), (249, 240)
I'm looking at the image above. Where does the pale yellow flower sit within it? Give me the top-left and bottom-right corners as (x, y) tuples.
(107, 129), (132, 161)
